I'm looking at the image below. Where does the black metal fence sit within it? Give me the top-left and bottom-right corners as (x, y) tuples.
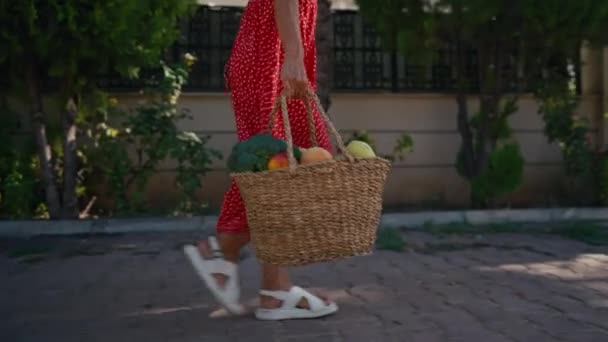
(332, 10), (480, 92)
(102, 6), (580, 93)
(173, 6), (241, 90)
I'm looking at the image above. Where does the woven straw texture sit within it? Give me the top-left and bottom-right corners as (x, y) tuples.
(232, 93), (391, 266)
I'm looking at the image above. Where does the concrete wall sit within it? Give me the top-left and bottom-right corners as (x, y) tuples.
(116, 86), (604, 210)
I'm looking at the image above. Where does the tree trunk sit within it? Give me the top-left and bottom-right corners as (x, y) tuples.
(454, 41), (475, 180)
(26, 66), (62, 219)
(456, 91), (475, 178)
(62, 97), (79, 219)
(315, 0), (333, 112)
(475, 43), (504, 177)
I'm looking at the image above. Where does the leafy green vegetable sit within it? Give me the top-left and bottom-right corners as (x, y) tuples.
(227, 134), (302, 173)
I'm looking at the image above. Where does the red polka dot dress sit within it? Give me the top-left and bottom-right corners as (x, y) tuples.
(217, 0), (332, 235)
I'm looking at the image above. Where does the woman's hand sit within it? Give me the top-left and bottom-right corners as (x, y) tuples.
(281, 55), (308, 99)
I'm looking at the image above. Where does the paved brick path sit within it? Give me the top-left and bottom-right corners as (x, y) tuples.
(1, 231), (607, 341)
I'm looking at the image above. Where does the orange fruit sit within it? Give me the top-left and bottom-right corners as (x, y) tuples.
(300, 147), (333, 164)
(267, 152), (290, 170)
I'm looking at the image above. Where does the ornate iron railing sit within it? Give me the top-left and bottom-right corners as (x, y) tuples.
(100, 6), (580, 94)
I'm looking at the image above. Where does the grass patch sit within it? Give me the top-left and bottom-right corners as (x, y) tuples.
(376, 228), (406, 251)
(548, 222), (608, 246)
(425, 222), (524, 235)
(58, 246), (110, 259)
(418, 242), (492, 253)
(426, 222), (477, 235)
(422, 220), (608, 246)
(6, 246), (52, 263)
(483, 223), (527, 233)
(7, 246), (51, 258)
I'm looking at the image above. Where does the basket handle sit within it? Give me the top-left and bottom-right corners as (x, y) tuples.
(266, 91), (354, 172)
(307, 90), (354, 161)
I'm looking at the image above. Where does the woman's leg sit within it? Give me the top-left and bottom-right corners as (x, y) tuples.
(256, 96), (333, 311)
(193, 179), (250, 288)
(211, 180), (250, 263)
(184, 181), (250, 315)
(213, 181), (300, 308)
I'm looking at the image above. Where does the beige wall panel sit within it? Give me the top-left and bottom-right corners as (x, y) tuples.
(139, 164), (564, 211)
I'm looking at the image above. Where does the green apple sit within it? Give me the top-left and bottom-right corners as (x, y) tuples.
(346, 140), (376, 159)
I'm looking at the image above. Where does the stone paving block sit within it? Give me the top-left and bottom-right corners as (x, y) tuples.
(584, 281), (608, 295)
(278, 334), (341, 342)
(370, 308), (434, 332)
(415, 253), (455, 270)
(443, 331), (515, 342)
(536, 327), (608, 342)
(427, 283), (478, 306)
(228, 320), (281, 342)
(579, 253), (608, 264)
(394, 330), (447, 342)
(495, 277), (576, 304)
(479, 317), (562, 342)
(526, 262), (586, 281)
(439, 252), (481, 269)
(388, 252), (436, 270)
(584, 297), (608, 309)
(232, 318), (282, 329)
(349, 283), (397, 299)
(2, 232), (607, 342)
(421, 308), (493, 339)
(318, 306), (373, 324)
(335, 324), (388, 342)
(394, 287), (450, 313)
(188, 336), (235, 342)
(451, 300), (511, 324)
(487, 290), (554, 315)
(278, 320), (335, 337)
(521, 295), (585, 317)
(521, 312), (591, 339)
(426, 319), (515, 342)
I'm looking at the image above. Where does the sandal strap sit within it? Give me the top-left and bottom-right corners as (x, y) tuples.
(259, 289), (291, 301)
(208, 236), (224, 259)
(259, 286), (326, 311)
(197, 244), (239, 301)
(209, 258), (237, 276)
(200, 237), (237, 277)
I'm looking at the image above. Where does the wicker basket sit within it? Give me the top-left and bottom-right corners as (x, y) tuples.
(232, 93), (391, 266)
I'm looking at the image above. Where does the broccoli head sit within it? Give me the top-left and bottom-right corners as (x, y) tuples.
(228, 134), (302, 172)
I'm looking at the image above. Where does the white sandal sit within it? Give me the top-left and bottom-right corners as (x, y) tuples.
(183, 237), (245, 315)
(255, 286), (338, 321)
